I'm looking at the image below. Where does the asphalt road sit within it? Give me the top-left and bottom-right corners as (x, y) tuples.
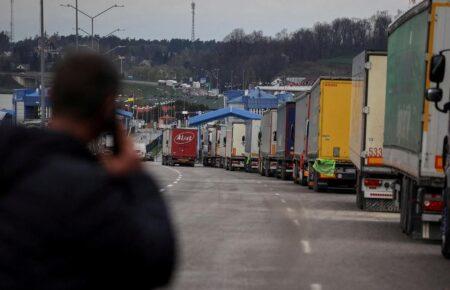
(145, 163), (450, 290)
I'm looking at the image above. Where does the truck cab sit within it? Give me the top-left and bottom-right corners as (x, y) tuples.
(426, 49), (450, 259)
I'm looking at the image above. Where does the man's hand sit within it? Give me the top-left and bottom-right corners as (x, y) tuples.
(100, 124), (142, 176)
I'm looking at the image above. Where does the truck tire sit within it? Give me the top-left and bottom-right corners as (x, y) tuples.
(259, 160), (266, 176)
(300, 170), (308, 186)
(281, 162), (288, 180)
(400, 176), (414, 235)
(293, 162), (299, 184)
(264, 160), (271, 177)
(356, 172), (364, 210)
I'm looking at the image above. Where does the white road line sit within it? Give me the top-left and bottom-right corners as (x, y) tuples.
(173, 181), (178, 184)
(275, 193), (280, 196)
(287, 207), (294, 213)
(301, 240), (311, 254)
(281, 199), (286, 204)
(293, 219), (300, 226)
(311, 284), (322, 290)
(167, 184), (173, 188)
(160, 189), (166, 192)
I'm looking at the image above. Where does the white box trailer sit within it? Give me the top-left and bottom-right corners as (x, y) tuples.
(202, 126), (220, 167)
(350, 51), (399, 212)
(259, 109), (278, 176)
(224, 122), (246, 171)
(216, 125), (227, 168)
(293, 92), (311, 185)
(244, 119), (261, 172)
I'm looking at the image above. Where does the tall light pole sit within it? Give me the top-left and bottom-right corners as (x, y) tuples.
(75, 0), (78, 50)
(40, 0), (46, 126)
(61, 3), (124, 49)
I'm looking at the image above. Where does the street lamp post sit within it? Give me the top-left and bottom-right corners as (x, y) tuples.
(40, 0), (46, 127)
(61, 3), (124, 49)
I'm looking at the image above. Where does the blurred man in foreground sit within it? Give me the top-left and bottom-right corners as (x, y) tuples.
(0, 53), (176, 289)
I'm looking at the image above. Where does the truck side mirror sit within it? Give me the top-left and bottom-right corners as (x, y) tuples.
(242, 136), (246, 143)
(258, 132), (262, 141)
(273, 131), (277, 142)
(426, 88), (443, 103)
(430, 54), (446, 84)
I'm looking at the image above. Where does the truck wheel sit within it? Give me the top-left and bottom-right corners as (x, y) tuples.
(356, 173), (364, 210)
(442, 196), (450, 259)
(300, 170), (308, 186)
(265, 160), (271, 177)
(281, 163), (288, 180)
(293, 162), (299, 184)
(259, 161), (265, 176)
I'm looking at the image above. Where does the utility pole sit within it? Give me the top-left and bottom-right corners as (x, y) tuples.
(191, 1), (195, 42)
(40, 0), (46, 126)
(10, 0), (14, 43)
(75, 0), (79, 50)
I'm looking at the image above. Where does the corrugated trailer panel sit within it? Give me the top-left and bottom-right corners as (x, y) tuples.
(217, 126), (226, 157)
(365, 54), (388, 165)
(318, 79), (352, 161)
(349, 52), (367, 169)
(384, 7), (428, 177)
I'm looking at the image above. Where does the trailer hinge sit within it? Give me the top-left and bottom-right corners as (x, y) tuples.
(365, 62), (372, 70)
(362, 106), (370, 114)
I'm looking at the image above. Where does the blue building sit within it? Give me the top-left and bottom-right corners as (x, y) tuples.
(13, 89), (51, 125)
(226, 88), (294, 115)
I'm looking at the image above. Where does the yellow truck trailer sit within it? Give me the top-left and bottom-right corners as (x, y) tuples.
(307, 77), (356, 191)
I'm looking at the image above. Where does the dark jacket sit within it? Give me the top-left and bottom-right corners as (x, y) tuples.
(0, 126), (176, 290)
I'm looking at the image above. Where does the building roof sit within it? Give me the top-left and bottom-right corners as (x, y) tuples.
(116, 109), (133, 119)
(188, 107), (261, 126)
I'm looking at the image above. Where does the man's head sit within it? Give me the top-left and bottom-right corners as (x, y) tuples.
(51, 53), (120, 139)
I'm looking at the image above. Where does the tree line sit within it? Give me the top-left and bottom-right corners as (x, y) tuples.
(0, 11), (392, 90)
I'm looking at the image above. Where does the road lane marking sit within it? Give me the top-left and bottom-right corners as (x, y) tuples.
(287, 207), (294, 213)
(281, 199), (286, 204)
(311, 284), (322, 290)
(293, 219), (300, 226)
(301, 240), (311, 254)
(173, 181), (178, 184)
(167, 184), (173, 188)
(275, 193), (280, 196)
(160, 189), (166, 192)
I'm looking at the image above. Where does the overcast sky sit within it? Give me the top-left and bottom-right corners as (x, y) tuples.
(0, 0), (412, 41)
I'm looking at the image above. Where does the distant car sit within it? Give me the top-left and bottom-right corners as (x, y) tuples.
(145, 153), (155, 162)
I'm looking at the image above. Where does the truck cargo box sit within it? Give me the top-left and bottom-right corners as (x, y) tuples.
(293, 92), (311, 185)
(162, 128), (198, 166)
(294, 93), (311, 159)
(308, 78), (353, 161)
(225, 122), (246, 170)
(276, 102), (296, 159)
(350, 51), (388, 170)
(260, 109), (277, 157)
(384, 0), (450, 181)
(245, 119), (261, 159)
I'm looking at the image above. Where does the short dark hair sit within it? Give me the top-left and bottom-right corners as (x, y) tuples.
(51, 53), (120, 119)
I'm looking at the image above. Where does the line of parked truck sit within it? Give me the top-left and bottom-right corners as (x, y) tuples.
(162, 0), (450, 258)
